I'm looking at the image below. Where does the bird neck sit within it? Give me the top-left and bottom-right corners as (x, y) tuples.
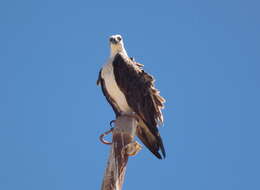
(110, 47), (128, 59)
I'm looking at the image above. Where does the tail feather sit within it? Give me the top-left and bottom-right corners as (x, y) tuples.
(136, 121), (166, 159)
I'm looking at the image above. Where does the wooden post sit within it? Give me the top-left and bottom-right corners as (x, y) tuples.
(100, 115), (141, 190)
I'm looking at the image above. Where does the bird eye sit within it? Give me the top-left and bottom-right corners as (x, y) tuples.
(117, 36), (122, 41)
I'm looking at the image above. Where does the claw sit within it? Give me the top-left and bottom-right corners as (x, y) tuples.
(109, 120), (116, 128)
(121, 141), (142, 157)
(99, 128), (113, 145)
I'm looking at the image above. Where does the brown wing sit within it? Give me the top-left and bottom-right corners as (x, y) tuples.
(112, 53), (166, 159)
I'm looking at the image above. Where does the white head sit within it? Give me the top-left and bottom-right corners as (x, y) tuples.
(109, 34), (128, 58)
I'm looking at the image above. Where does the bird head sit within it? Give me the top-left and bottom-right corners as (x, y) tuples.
(109, 34), (128, 57)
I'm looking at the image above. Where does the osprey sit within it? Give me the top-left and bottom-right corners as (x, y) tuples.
(97, 34), (166, 159)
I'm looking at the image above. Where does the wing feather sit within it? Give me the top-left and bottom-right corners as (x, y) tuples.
(112, 53), (166, 158)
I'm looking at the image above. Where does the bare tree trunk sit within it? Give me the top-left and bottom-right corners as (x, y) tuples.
(101, 115), (140, 190)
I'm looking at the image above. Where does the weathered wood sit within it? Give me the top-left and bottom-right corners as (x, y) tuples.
(101, 115), (139, 190)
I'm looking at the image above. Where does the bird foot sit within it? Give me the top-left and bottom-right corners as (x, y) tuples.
(122, 141), (142, 157)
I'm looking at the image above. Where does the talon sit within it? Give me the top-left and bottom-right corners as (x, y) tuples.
(122, 141), (142, 157)
(109, 120), (116, 128)
(99, 129), (113, 145)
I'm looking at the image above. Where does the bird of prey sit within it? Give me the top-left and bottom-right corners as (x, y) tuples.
(97, 34), (166, 159)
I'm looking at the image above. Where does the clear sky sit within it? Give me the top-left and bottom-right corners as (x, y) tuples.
(0, 0), (259, 190)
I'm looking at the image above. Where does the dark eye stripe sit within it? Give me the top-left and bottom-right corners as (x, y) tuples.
(117, 36), (122, 41)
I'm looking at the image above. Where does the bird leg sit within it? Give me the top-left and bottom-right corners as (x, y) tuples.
(121, 141), (142, 157)
(120, 112), (140, 122)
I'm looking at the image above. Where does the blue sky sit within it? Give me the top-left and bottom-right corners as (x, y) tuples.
(0, 0), (259, 190)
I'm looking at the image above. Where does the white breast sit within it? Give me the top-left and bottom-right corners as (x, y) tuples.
(101, 60), (132, 113)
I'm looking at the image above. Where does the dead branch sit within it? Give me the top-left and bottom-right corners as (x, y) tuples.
(100, 115), (141, 190)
